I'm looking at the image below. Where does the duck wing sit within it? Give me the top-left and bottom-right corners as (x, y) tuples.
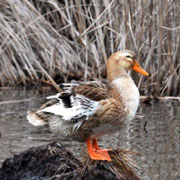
(41, 92), (99, 121)
(27, 92), (100, 128)
(60, 79), (112, 101)
(27, 79), (116, 134)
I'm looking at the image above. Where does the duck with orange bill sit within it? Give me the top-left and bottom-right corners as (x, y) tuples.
(27, 50), (149, 161)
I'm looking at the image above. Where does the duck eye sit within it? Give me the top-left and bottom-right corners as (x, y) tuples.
(126, 55), (131, 58)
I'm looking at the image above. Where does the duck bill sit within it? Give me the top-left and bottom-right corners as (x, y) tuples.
(132, 60), (149, 76)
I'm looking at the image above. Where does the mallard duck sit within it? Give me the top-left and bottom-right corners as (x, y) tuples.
(27, 50), (148, 161)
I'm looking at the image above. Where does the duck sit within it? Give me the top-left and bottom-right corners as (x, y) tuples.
(27, 50), (148, 161)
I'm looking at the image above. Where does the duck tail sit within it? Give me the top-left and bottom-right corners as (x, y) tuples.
(27, 111), (48, 126)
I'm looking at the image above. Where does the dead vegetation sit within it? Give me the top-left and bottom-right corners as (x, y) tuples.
(0, 141), (142, 180)
(0, 0), (179, 96)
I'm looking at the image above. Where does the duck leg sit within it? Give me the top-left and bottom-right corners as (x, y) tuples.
(86, 138), (111, 161)
(92, 138), (112, 152)
(92, 138), (100, 150)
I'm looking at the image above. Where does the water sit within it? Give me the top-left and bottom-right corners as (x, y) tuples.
(0, 89), (180, 180)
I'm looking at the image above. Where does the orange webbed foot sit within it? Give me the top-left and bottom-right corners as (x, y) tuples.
(89, 149), (111, 161)
(86, 138), (112, 161)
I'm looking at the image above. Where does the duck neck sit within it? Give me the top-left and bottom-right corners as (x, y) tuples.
(111, 73), (140, 118)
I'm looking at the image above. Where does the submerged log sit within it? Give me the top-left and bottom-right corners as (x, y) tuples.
(0, 142), (142, 180)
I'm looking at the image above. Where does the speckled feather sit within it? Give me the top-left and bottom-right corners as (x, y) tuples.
(27, 83), (129, 141)
(60, 79), (112, 101)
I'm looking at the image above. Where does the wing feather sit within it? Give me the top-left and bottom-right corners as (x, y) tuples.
(60, 79), (112, 101)
(40, 93), (99, 122)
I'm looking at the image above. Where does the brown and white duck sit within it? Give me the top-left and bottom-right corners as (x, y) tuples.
(27, 50), (148, 161)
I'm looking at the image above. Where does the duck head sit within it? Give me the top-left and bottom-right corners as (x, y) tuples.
(107, 50), (149, 81)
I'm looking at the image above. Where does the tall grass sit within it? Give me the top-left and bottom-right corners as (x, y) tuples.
(0, 0), (179, 96)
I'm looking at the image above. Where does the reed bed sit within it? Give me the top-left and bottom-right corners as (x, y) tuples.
(0, 0), (179, 96)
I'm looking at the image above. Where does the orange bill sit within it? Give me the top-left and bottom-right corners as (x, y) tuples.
(132, 60), (149, 76)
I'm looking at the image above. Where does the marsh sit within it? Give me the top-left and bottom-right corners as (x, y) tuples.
(0, 89), (179, 180)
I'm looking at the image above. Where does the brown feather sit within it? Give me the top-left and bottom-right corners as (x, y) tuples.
(72, 80), (112, 101)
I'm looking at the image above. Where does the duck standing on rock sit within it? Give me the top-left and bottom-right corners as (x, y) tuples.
(27, 50), (148, 161)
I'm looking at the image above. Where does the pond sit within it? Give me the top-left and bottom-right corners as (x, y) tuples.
(0, 89), (180, 180)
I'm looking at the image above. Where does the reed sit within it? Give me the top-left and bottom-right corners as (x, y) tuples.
(0, 0), (179, 96)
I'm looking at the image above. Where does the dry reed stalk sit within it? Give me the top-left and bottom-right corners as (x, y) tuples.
(0, 0), (179, 96)
(156, 0), (163, 96)
(0, 99), (30, 105)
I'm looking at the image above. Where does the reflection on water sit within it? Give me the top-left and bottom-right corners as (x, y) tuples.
(0, 89), (180, 180)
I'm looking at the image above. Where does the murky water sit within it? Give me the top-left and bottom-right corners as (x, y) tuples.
(0, 89), (180, 180)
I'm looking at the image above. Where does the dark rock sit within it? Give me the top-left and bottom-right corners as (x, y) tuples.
(0, 142), (142, 180)
(0, 142), (81, 180)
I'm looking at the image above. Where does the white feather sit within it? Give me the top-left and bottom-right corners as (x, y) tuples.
(40, 94), (99, 121)
(112, 76), (140, 119)
(46, 93), (61, 99)
(27, 111), (48, 126)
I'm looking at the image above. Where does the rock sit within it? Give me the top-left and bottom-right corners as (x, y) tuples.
(0, 142), (142, 180)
